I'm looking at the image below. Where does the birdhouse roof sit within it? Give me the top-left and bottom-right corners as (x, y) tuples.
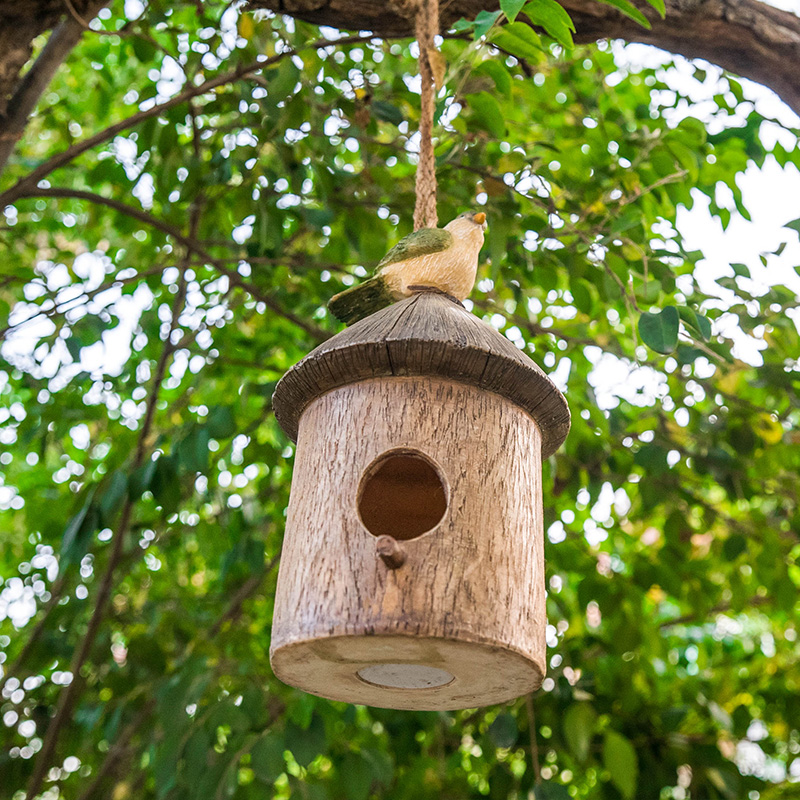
(272, 292), (570, 458)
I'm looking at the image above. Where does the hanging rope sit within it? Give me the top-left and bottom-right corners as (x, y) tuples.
(412, 0), (440, 231)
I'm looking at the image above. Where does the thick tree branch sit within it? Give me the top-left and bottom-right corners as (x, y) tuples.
(0, 2), (109, 176)
(564, 0), (800, 116)
(248, 0), (800, 115)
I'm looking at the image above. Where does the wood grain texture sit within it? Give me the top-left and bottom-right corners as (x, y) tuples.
(270, 376), (546, 709)
(272, 291), (570, 458)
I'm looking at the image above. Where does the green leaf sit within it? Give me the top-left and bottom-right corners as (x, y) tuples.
(676, 344), (704, 365)
(534, 783), (571, 800)
(207, 702), (251, 734)
(592, 0), (651, 28)
(151, 455), (181, 513)
(452, 16), (478, 31)
(488, 712), (518, 748)
(340, 752), (373, 800)
(501, 0), (527, 23)
(129, 459), (158, 499)
(66, 336), (83, 361)
(61, 488), (98, 566)
(638, 306), (679, 353)
(474, 60), (513, 97)
(603, 730), (638, 800)
(474, 9), (503, 37)
(251, 735), (286, 783)
(644, 0), (665, 17)
(465, 92), (506, 139)
(285, 713), (326, 767)
(184, 729), (212, 780)
(783, 217), (800, 235)
(178, 427), (211, 474)
(267, 60), (301, 105)
(723, 533), (747, 560)
(131, 36), (158, 63)
(563, 704), (596, 762)
(521, 0), (575, 46)
(730, 263), (750, 278)
(361, 748), (393, 787)
(371, 100), (404, 125)
(571, 278), (595, 314)
(207, 406), (236, 439)
(99, 470), (128, 525)
(678, 307), (712, 341)
(490, 21), (542, 61)
(454, 10), (503, 36)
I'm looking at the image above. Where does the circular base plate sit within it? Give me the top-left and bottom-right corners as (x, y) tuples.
(270, 634), (544, 710)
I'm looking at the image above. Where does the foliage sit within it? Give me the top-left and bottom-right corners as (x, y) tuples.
(1, 1), (799, 799)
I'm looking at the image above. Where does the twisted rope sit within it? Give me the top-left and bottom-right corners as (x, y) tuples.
(412, 0), (439, 230)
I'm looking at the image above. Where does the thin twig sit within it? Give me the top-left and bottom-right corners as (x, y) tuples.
(208, 551), (281, 638)
(525, 694), (542, 785)
(0, 263), (167, 341)
(75, 698), (156, 800)
(659, 594), (770, 629)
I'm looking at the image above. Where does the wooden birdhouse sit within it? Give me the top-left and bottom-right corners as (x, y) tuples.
(269, 291), (570, 710)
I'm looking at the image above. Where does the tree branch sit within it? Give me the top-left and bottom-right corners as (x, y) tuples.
(249, 0), (800, 115)
(0, 33), (383, 205)
(0, 2), (109, 176)
(659, 594), (771, 629)
(209, 550), (281, 638)
(525, 693), (542, 785)
(0, 263), (167, 341)
(12, 187), (330, 342)
(75, 698), (156, 800)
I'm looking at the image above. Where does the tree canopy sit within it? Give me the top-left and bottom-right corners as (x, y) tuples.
(1, 2), (799, 799)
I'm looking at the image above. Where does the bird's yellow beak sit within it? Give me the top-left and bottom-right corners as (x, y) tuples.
(473, 212), (486, 225)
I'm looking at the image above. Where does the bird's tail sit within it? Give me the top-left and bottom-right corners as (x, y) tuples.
(328, 276), (396, 326)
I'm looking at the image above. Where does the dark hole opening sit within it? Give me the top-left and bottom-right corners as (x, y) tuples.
(358, 451), (447, 541)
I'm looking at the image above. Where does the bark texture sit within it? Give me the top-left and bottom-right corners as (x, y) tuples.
(0, 0), (64, 117)
(249, 0), (800, 114)
(270, 375), (547, 710)
(0, 0), (106, 174)
(0, 0), (798, 135)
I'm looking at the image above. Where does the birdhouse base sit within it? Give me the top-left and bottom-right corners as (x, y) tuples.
(270, 634), (544, 711)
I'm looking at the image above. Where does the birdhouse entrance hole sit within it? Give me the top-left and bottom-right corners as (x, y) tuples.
(357, 449), (447, 541)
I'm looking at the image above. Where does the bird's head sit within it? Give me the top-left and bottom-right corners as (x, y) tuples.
(445, 211), (488, 238)
(458, 210), (488, 231)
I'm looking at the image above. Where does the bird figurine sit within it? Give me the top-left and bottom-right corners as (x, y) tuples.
(328, 211), (487, 325)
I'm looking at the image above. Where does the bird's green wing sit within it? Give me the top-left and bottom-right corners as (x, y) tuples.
(375, 228), (453, 272)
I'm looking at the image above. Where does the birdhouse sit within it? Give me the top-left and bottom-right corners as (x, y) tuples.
(269, 291), (570, 710)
